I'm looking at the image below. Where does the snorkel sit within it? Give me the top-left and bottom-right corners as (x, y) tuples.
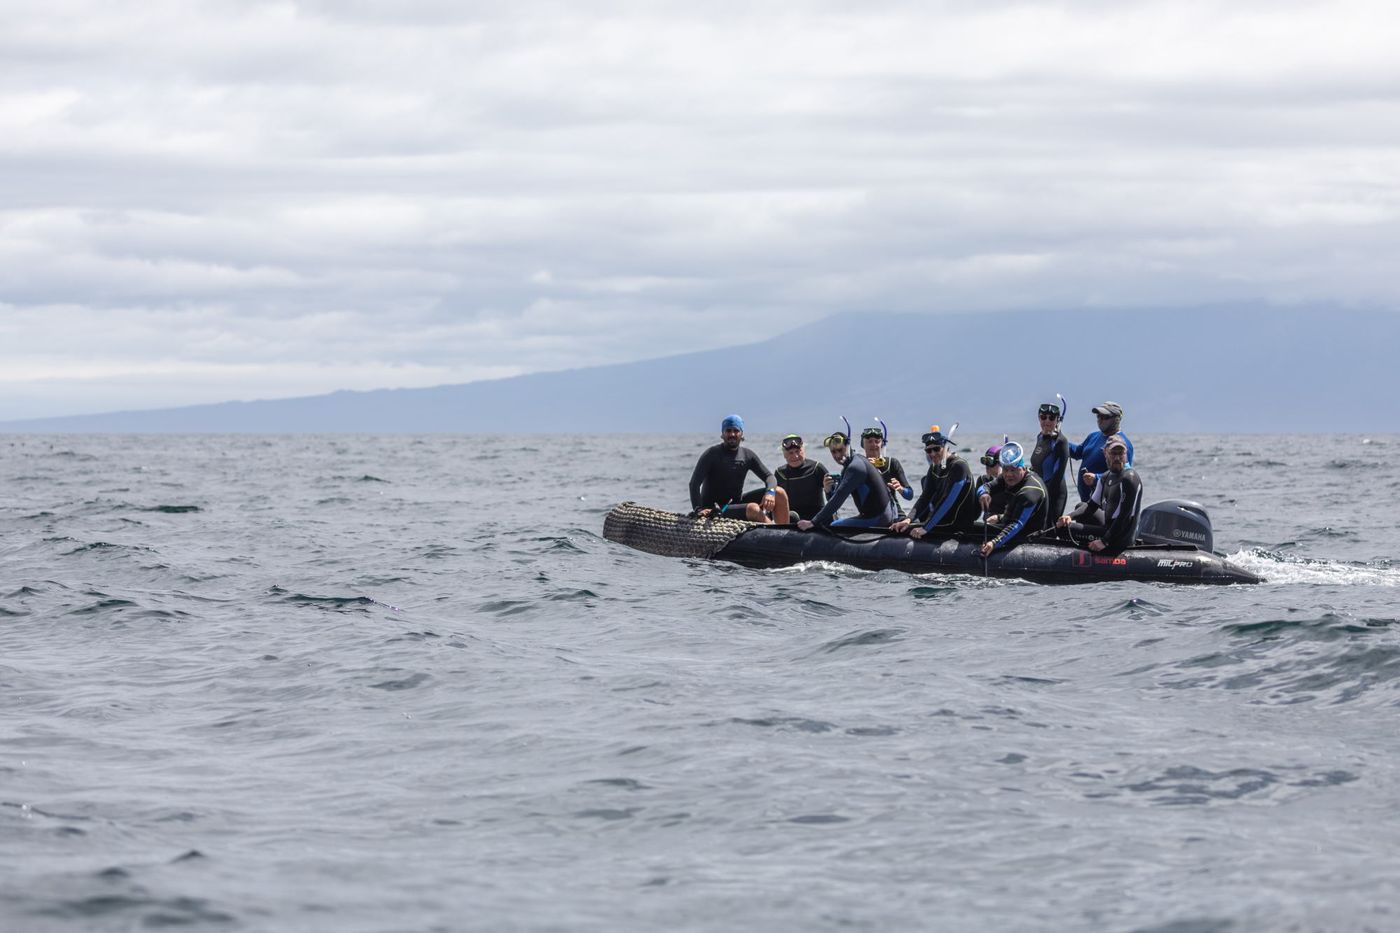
(865, 416), (890, 467)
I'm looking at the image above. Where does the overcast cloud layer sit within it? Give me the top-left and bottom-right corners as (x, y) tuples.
(3, 0), (1399, 419)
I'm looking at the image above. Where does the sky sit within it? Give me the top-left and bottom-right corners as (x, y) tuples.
(3, 0), (1399, 420)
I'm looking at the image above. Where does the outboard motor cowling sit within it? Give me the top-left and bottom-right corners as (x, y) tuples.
(1136, 500), (1214, 552)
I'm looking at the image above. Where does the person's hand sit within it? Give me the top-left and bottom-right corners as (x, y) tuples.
(987, 514), (1001, 525)
(1083, 472), (1097, 487)
(761, 491), (775, 510)
(890, 519), (910, 533)
(887, 478), (902, 494)
(797, 519), (814, 531)
(823, 475), (835, 492)
(979, 493), (991, 511)
(910, 527), (926, 540)
(978, 541), (994, 558)
(1088, 539), (1106, 552)
(1056, 514), (1071, 529)
(694, 508), (712, 518)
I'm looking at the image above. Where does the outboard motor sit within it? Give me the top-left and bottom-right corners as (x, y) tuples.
(1136, 500), (1214, 552)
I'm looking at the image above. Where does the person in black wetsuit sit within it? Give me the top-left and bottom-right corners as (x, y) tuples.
(774, 434), (828, 521)
(688, 414), (790, 523)
(860, 426), (913, 518)
(1031, 402), (1071, 527)
(1054, 434), (1143, 552)
(796, 432), (898, 530)
(977, 442), (1048, 557)
(891, 427), (980, 538)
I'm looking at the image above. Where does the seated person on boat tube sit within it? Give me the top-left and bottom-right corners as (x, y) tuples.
(1054, 434), (1142, 553)
(689, 414), (791, 524)
(860, 424), (913, 518)
(890, 426), (980, 539)
(775, 434), (829, 522)
(977, 442), (1048, 558)
(796, 431), (899, 530)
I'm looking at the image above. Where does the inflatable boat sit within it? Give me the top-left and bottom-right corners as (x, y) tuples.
(603, 500), (1262, 585)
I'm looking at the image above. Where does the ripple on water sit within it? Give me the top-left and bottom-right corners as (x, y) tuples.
(815, 628), (906, 653)
(1159, 613), (1400, 705)
(1118, 764), (1359, 807)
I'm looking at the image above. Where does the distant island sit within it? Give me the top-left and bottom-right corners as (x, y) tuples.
(1, 307), (1395, 433)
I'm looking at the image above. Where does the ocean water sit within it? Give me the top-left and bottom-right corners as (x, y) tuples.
(2, 432), (1398, 933)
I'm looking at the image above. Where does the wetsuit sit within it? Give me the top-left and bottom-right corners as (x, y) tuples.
(1069, 431), (1134, 501)
(689, 444), (777, 515)
(1062, 467), (1144, 552)
(776, 458), (829, 520)
(983, 472), (1048, 553)
(976, 473), (1011, 519)
(1031, 431), (1071, 526)
(910, 455), (980, 535)
(810, 455), (897, 528)
(876, 456), (913, 518)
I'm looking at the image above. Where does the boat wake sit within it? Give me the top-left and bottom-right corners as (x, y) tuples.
(1228, 549), (1399, 586)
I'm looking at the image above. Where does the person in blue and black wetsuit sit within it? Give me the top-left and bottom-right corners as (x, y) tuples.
(1031, 401), (1071, 526)
(689, 414), (790, 523)
(1069, 401), (1134, 501)
(977, 442), (1048, 557)
(891, 426), (980, 538)
(797, 431), (898, 530)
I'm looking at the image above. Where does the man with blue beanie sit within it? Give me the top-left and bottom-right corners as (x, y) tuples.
(689, 414), (790, 523)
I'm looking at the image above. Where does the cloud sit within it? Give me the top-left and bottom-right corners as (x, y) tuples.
(1, 0), (1398, 418)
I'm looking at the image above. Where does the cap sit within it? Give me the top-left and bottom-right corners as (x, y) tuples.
(1105, 433), (1128, 452)
(999, 441), (1027, 469)
(721, 414), (744, 431)
(822, 432), (849, 448)
(1092, 401), (1124, 418)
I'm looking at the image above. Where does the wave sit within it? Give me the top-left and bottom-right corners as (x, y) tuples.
(1227, 549), (1400, 586)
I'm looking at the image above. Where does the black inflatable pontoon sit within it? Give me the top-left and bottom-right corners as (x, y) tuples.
(603, 501), (1262, 585)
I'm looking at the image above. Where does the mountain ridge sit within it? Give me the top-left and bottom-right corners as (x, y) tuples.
(3, 307), (1395, 433)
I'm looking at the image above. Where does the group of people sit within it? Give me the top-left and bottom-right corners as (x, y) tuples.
(688, 402), (1144, 557)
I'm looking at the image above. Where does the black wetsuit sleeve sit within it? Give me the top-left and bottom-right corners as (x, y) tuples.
(689, 447), (718, 510)
(990, 478), (1046, 552)
(891, 458), (912, 500)
(910, 470), (935, 522)
(812, 462), (864, 526)
(747, 450), (777, 492)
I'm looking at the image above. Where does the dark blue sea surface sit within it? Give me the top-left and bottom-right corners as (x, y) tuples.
(2, 433), (1398, 932)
